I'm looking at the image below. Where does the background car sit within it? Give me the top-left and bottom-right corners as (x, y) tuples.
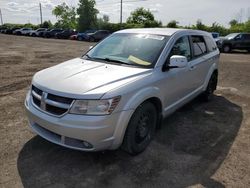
(13, 28), (33, 35)
(87, 30), (110, 42)
(216, 33), (250, 53)
(211, 32), (220, 39)
(55, 29), (78, 39)
(37, 29), (50, 37)
(0, 28), (8, 34)
(43, 29), (63, 38)
(5, 27), (21, 34)
(70, 34), (77, 40)
(76, 29), (97, 41)
(29, 28), (46, 37)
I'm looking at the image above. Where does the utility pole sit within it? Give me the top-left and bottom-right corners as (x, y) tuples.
(0, 8), (3, 25)
(39, 3), (43, 25)
(120, 0), (123, 27)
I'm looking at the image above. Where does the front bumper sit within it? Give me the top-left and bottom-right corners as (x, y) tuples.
(25, 92), (133, 151)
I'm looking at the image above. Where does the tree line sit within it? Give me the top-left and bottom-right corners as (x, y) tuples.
(1, 0), (250, 36)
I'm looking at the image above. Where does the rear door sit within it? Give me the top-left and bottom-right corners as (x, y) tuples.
(233, 34), (245, 49)
(242, 34), (250, 50)
(189, 35), (210, 88)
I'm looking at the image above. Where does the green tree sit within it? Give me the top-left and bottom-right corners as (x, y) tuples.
(229, 19), (238, 27)
(127, 7), (161, 27)
(96, 15), (110, 29)
(166, 20), (179, 28)
(77, 0), (99, 32)
(52, 2), (77, 29)
(103, 14), (109, 23)
(40, 20), (53, 28)
(195, 19), (207, 30)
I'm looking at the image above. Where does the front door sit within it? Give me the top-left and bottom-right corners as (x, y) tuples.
(159, 36), (198, 110)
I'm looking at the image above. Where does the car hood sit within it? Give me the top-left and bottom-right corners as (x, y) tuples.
(33, 58), (152, 99)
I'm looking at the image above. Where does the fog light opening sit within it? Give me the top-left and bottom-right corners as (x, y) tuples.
(82, 141), (93, 149)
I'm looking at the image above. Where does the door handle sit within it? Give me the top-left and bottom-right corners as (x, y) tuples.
(189, 65), (196, 70)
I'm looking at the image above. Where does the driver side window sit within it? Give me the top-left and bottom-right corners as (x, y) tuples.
(170, 36), (191, 61)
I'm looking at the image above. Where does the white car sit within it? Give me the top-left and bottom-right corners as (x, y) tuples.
(13, 28), (33, 35)
(25, 28), (220, 155)
(29, 28), (47, 37)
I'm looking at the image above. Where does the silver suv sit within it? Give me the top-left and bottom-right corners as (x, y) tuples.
(25, 28), (220, 155)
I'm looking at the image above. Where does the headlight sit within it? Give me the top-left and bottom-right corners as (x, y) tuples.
(69, 96), (121, 115)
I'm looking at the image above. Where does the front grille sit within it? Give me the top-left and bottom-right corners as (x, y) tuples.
(31, 85), (74, 116)
(47, 93), (73, 104)
(46, 103), (68, 115)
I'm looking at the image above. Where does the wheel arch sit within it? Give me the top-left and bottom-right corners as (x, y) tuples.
(203, 64), (218, 91)
(111, 92), (164, 149)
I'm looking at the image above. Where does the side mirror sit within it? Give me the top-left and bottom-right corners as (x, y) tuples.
(89, 46), (93, 50)
(168, 55), (188, 69)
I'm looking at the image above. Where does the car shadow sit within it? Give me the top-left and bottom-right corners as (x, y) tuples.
(17, 96), (242, 188)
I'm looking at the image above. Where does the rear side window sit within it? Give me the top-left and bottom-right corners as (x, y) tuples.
(191, 36), (207, 57)
(204, 36), (217, 52)
(242, 34), (250, 40)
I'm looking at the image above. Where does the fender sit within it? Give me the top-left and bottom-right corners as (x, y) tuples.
(203, 62), (218, 91)
(111, 86), (163, 149)
(123, 86), (163, 111)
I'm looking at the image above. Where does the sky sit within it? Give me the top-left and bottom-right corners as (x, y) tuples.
(0, 0), (250, 27)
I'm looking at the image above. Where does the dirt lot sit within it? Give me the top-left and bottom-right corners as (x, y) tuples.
(0, 34), (250, 188)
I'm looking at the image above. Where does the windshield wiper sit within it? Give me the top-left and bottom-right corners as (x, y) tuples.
(102, 57), (131, 65)
(85, 55), (130, 65)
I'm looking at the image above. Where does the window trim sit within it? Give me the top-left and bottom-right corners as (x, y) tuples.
(166, 35), (193, 64)
(190, 35), (209, 59)
(204, 36), (218, 53)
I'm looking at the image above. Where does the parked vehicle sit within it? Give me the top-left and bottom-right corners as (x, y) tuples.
(43, 29), (63, 38)
(13, 28), (33, 35)
(0, 26), (7, 33)
(77, 30), (97, 41)
(25, 28), (219, 155)
(87, 30), (110, 42)
(5, 27), (21, 34)
(0, 28), (7, 34)
(38, 29), (50, 37)
(211, 32), (219, 39)
(70, 34), (77, 40)
(216, 33), (250, 53)
(55, 29), (78, 39)
(30, 28), (46, 37)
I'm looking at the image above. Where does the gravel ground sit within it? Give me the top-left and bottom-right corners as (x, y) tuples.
(0, 34), (250, 188)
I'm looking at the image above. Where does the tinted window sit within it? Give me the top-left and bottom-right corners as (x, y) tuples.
(169, 36), (191, 61)
(242, 34), (250, 40)
(191, 36), (207, 57)
(204, 36), (217, 52)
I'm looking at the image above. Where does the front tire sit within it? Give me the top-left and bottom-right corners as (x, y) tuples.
(89, 37), (95, 42)
(122, 102), (157, 155)
(78, 36), (83, 41)
(202, 72), (218, 101)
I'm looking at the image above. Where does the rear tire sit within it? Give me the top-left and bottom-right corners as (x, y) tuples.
(201, 72), (218, 102)
(222, 45), (231, 53)
(122, 102), (157, 155)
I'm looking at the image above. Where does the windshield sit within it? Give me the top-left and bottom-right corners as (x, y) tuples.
(225, 33), (239, 40)
(84, 33), (169, 68)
